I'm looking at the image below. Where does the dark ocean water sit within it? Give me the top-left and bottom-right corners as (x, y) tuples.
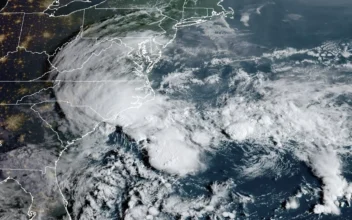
(0, 1), (7, 10)
(174, 143), (317, 219)
(221, 0), (352, 49)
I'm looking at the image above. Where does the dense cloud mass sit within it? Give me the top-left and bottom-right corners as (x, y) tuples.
(50, 8), (352, 219)
(0, 178), (32, 219)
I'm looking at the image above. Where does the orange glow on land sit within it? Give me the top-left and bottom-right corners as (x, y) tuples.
(18, 87), (29, 95)
(43, 31), (52, 38)
(18, 134), (26, 143)
(0, 56), (7, 63)
(20, 35), (33, 48)
(40, 0), (54, 9)
(38, 103), (54, 112)
(63, 16), (74, 26)
(0, 34), (6, 43)
(16, 58), (24, 64)
(4, 114), (26, 131)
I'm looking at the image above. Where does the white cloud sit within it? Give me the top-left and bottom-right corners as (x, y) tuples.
(309, 149), (352, 215)
(240, 13), (250, 27)
(52, 17), (220, 176)
(204, 74), (220, 84)
(285, 197), (300, 210)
